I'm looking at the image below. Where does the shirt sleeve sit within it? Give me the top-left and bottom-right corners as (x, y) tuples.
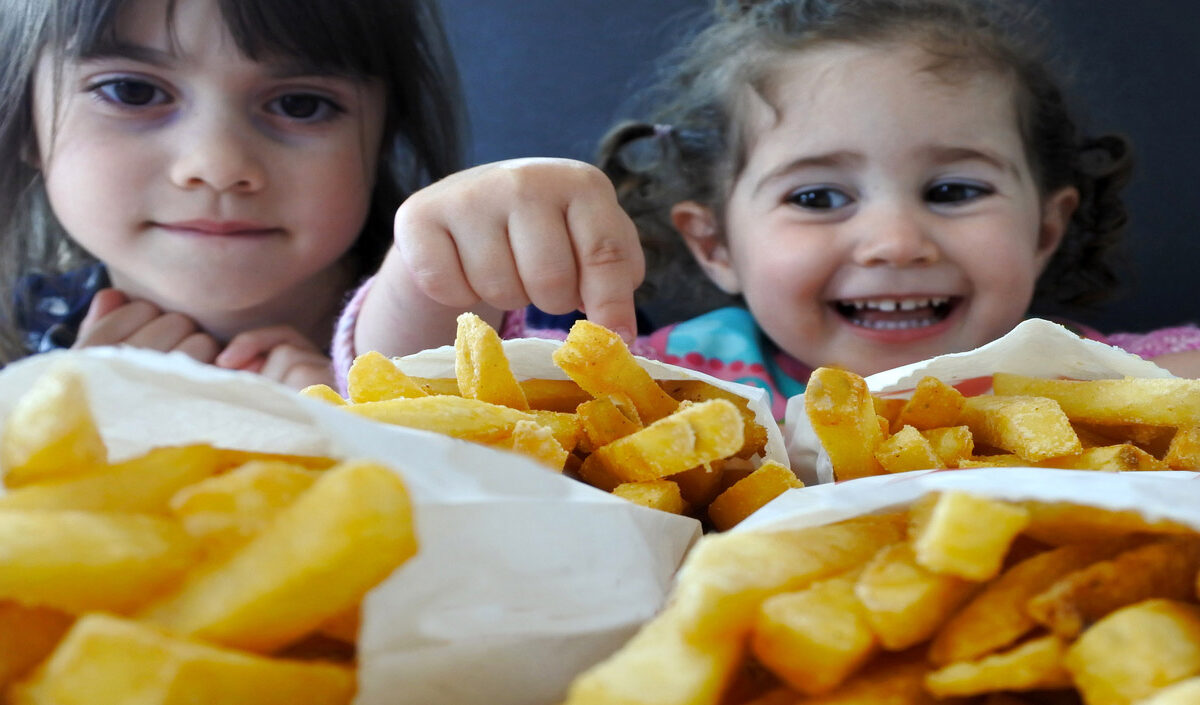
(330, 276), (373, 396)
(1099, 324), (1200, 359)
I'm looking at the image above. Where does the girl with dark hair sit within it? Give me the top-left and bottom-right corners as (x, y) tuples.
(368, 0), (1200, 417)
(2, 0), (640, 390)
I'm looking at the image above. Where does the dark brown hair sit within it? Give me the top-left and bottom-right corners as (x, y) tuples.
(599, 0), (1131, 319)
(0, 0), (465, 363)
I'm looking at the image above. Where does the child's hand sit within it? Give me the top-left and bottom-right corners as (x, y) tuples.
(216, 326), (336, 391)
(74, 289), (222, 363)
(357, 158), (644, 357)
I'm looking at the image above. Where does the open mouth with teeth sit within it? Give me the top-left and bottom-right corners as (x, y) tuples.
(831, 296), (960, 330)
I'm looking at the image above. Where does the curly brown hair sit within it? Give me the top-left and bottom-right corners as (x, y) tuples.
(598, 0), (1132, 321)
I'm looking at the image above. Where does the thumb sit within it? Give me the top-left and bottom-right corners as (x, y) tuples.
(79, 289), (130, 331)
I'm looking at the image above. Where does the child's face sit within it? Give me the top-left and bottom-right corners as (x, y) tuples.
(32, 0), (385, 338)
(674, 43), (1078, 377)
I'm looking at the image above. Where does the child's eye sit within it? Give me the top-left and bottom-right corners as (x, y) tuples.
(267, 93), (344, 122)
(925, 182), (992, 204)
(91, 79), (170, 108)
(786, 187), (852, 210)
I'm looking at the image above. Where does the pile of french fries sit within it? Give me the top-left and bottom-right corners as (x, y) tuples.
(0, 364), (418, 704)
(805, 366), (1200, 480)
(563, 487), (1200, 704)
(305, 314), (798, 530)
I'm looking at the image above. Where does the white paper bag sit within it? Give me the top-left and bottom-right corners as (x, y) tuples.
(784, 319), (1174, 485)
(0, 348), (703, 705)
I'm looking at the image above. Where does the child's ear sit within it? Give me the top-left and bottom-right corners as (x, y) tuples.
(670, 200), (741, 294)
(1034, 186), (1080, 269)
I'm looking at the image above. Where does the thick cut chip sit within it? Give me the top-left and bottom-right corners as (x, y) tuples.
(583, 399), (743, 483)
(920, 426), (974, 468)
(0, 444), (233, 514)
(10, 613), (355, 705)
(668, 463), (726, 508)
(1027, 536), (1200, 638)
(1038, 443), (1166, 472)
(454, 312), (529, 410)
(924, 634), (1072, 697)
(553, 320), (679, 423)
(894, 377), (966, 431)
(992, 372), (1200, 426)
(139, 461), (416, 653)
(168, 460), (321, 555)
(1021, 501), (1196, 546)
(346, 394), (544, 444)
(347, 351), (427, 403)
(788, 650), (938, 705)
(501, 419), (570, 469)
(1065, 599), (1200, 705)
(1165, 426), (1200, 470)
(875, 426), (945, 474)
(707, 461), (803, 531)
(656, 380), (770, 459)
(577, 396), (642, 452)
(0, 601), (73, 687)
(298, 384), (347, 406)
(854, 542), (975, 651)
(1, 365), (107, 487)
(929, 541), (1124, 665)
(612, 480), (687, 514)
(909, 491), (1030, 581)
(750, 574), (877, 695)
(0, 509), (195, 614)
(805, 367), (886, 480)
(960, 395), (1081, 461)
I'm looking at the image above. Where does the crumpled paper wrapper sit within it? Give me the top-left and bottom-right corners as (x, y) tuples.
(784, 318), (1174, 485)
(0, 345), (770, 705)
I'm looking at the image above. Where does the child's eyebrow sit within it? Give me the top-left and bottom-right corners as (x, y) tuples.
(79, 42), (175, 67)
(924, 146), (1021, 177)
(77, 43), (360, 81)
(753, 151), (862, 196)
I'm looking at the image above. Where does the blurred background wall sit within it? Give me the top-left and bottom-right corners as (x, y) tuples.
(435, 0), (1200, 335)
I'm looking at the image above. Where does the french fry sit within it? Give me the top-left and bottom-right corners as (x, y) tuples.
(853, 542), (975, 651)
(299, 384), (347, 406)
(0, 602), (73, 688)
(1027, 536), (1200, 638)
(894, 376), (965, 431)
(553, 320), (679, 423)
(920, 426), (974, 468)
(0, 364), (107, 487)
(10, 613), (355, 705)
(345, 394), (544, 444)
(577, 396), (642, 452)
(875, 426), (945, 474)
(1165, 426), (1200, 470)
(347, 350), (427, 403)
(0, 444), (234, 514)
(960, 395), (1081, 461)
(909, 491), (1030, 581)
(657, 379), (770, 459)
(612, 480), (687, 514)
(1021, 500), (1197, 546)
(0, 509), (196, 614)
(928, 541), (1125, 665)
(1064, 599), (1200, 705)
(992, 372), (1200, 427)
(750, 573), (877, 695)
(168, 459), (321, 555)
(454, 312), (529, 410)
(1037, 443), (1166, 472)
(582, 399), (744, 484)
(502, 419), (571, 470)
(789, 650), (936, 705)
(138, 461), (416, 653)
(924, 634), (1072, 697)
(707, 461), (803, 531)
(804, 367), (886, 480)
(1139, 676), (1200, 704)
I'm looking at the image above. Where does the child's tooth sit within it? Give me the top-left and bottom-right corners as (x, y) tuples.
(877, 300), (897, 312)
(899, 299), (920, 311)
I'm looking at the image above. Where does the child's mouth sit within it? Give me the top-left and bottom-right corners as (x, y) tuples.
(831, 296), (959, 330)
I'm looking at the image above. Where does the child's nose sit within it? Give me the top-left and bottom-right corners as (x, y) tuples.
(168, 117), (266, 194)
(850, 204), (941, 267)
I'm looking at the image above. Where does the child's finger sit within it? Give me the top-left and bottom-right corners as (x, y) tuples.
(394, 204), (479, 308)
(72, 299), (163, 348)
(172, 332), (222, 365)
(568, 192), (645, 343)
(215, 325), (319, 369)
(507, 207), (582, 315)
(122, 312), (205, 352)
(256, 344), (336, 390)
(77, 289), (131, 335)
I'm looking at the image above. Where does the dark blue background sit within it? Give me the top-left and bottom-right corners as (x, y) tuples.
(436, 0), (1200, 335)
